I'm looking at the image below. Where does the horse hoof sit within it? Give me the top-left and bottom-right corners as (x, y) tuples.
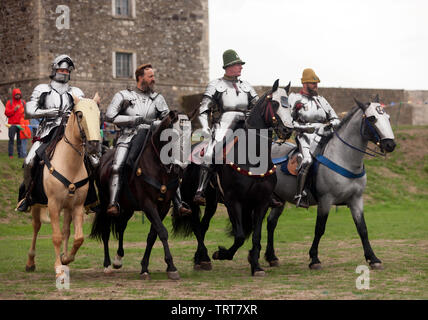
(167, 271), (180, 280)
(370, 262), (383, 270)
(141, 272), (151, 280)
(253, 270), (266, 277)
(309, 263), (322, 270)
(200, 261), (212, 270)
(104, 266), (113, 274)
(25, 265), (36, 272)
(268, 260), (280, 267)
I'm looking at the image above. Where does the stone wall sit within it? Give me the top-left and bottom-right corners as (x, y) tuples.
(0, 0), (39, 97)
(0, 0), (209, 110)
(181, 86), (427, 127)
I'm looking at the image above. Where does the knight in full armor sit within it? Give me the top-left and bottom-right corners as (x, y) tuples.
(289, 68), (341, 207)
(192, 49), (260, 205)
(17, 55), (86, 212)
(105, 63), (191, 216)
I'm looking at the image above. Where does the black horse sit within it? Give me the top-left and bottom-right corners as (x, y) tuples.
(90, 110), (184, 280)
(173, 80), (293, 276)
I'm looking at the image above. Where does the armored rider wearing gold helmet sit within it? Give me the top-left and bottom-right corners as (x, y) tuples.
(289, 68), (341, 207)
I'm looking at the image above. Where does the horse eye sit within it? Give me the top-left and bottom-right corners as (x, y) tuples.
(76, 112), (83, 120)
(280, 96), (289, 107)
(367, 116), (376, 123)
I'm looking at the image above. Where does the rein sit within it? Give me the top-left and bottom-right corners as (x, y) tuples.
(63, 112), (86, 157)
(333, 114), (386, 158)
(133, 119), (180, 201)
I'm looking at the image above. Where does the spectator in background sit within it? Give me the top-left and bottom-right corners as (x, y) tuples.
(19, 118), (31, 158)
(4, 88), (26, 158)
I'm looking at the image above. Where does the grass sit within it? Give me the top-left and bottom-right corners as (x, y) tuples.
(0, 126), (427, 300)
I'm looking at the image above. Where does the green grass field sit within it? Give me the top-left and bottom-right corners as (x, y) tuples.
(0, 126), (427, 300)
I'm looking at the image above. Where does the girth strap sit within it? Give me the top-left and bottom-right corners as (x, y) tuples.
(40, 151), (89, 196)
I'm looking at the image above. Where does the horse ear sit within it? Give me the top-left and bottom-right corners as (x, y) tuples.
(93, 92), (101, 105)
(73, 94), (80, 105)
(284, 81), (291, 95)
(374, 94), (380, 103)
(272, 79), (279, 92)
(354, 98), (367, 110)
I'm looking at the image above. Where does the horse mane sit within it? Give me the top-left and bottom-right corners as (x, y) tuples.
(334, 105), (361, 132)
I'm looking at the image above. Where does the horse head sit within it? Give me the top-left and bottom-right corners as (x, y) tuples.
(247, 79), (294, 140)
(152, 110), (191, 172)
(72, 93), (101, 155)
(354, 97), (396, 153)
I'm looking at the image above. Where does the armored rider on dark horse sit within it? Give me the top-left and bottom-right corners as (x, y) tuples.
(104, 63), (191, 217)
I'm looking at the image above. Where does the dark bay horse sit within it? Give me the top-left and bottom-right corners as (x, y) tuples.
(90, 110), (185, 280)
(265, 98), (396, 270)
(173, 80), (293, 276)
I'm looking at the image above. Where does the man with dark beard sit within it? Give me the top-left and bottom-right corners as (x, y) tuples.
(105, 63), (190, 216)
(288, 68), (341, 207)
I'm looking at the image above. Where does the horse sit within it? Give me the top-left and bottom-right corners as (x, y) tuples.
(172, 80), (294, 276)
(25, 94), (101, 279)
(90, 110), (187, 280)
(264, 97), (396, 270)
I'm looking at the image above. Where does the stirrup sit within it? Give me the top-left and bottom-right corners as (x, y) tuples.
(16, 198), (30, 213)
(294, 193), (309, 209)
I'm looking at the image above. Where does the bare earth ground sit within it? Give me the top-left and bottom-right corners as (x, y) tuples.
(0, 236), (427, 300)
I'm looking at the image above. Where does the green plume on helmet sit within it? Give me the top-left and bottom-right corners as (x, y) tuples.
(222, 49), (245, 69)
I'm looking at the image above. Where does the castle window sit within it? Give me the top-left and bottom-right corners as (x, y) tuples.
(115, 0), (129, 16)
(113, 52), (135, 79)
(113, 0), (135, 18)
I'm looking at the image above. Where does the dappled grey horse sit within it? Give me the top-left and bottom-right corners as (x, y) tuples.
(266, 98), (396, 270)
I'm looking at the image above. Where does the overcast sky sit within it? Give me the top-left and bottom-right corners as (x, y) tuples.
(208, 0), (428, 90)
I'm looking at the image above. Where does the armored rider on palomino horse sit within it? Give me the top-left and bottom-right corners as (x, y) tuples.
(288, 68), (341, 207)
(104, 63), (191, 217)
(192, 49), (283, 208)
(17, 55), (100, 213)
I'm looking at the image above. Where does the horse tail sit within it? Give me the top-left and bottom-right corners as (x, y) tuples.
(89, 209), (111, 241)
(171, 209), (196, 238)
(172, 163), (200, 238)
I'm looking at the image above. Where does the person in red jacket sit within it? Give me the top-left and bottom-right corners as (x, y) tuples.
(4, 88), (26, 158)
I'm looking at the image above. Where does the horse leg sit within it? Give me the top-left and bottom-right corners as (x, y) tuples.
(101, 218), (113, 274)
(48, 202), (64, 276)
(249, 205), (269, 276)
(349, 196), (383, 270)
(113, 216), (129, 269)
(60, 208), (72, 264)
(213, 202), (245, 261)
(194, 196), (217, 270)
(265, 204), (285, 267)
(308, 201), (331, 269)
(143, 207), (180, 280)
(140, 224), (157, 280)
(26, 206), (42, 272)
(62, 205), (85, 265)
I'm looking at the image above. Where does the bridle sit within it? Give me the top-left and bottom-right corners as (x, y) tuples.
(63, 110), (87, 157)
(333, 107), (386, 158)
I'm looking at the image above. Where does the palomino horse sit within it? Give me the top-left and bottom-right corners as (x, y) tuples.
(265, 97), (396, 270)
(90, 110), (187, 280)
(25, 94), (101, 279)
(173, 80), (293, 276)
